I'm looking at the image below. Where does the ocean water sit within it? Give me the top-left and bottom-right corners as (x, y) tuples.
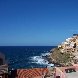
(0, 46), (56, 69)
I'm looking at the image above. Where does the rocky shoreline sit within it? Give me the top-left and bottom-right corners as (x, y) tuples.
(43, 47), (65, 67)
(45, 34), (78, 67)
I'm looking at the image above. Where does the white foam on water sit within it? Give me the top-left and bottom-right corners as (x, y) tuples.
(29, 52), (54, 67)
(41, 52), (50, 56)
(30, 56), (49, 65)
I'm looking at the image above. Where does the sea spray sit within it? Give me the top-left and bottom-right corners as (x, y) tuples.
(29, 52), (54, 67)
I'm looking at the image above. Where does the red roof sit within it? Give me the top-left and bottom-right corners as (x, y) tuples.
(17, 68), (49, 78)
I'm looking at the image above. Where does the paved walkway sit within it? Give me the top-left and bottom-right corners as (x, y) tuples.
(47, 67), (78, 78)
(66, 71), (78, 78)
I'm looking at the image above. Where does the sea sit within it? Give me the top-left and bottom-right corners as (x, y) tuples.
(0, 46), (56, 69)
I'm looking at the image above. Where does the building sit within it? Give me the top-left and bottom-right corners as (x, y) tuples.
(55, 65), (78, 78)
(9, 68), (55, 78)
(58, 35), (78, 53)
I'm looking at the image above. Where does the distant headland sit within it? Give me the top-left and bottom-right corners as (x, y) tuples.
(48, 34), (78, 66)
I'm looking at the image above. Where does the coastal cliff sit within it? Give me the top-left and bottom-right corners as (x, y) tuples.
(48, 34), (78, 66)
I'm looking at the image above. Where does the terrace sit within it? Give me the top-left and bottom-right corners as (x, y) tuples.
(55, 65), (78, 78)
(66, 71), (78, 78)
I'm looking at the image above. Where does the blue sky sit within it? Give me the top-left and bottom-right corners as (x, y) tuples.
(0, 0), (78, 46)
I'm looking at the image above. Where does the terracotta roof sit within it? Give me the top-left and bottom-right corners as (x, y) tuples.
(17, 68), (49, 78)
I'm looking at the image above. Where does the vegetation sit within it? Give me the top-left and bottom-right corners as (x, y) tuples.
(50, 48), (72, 66)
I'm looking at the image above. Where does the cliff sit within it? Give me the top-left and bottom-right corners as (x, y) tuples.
(48, 34), (78, 66)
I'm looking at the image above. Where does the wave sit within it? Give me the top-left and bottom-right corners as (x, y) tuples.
(29, 52), (54, 67)
(41, 52), (50, 56)
(30, 56), (49, 65)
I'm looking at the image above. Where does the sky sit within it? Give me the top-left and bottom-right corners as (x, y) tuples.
(0, 0), (78, 46)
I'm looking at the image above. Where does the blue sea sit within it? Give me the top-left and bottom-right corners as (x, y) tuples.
(0, 46), (56, 69)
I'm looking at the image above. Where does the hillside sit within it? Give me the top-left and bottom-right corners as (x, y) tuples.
(48, 34), (78, 66)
